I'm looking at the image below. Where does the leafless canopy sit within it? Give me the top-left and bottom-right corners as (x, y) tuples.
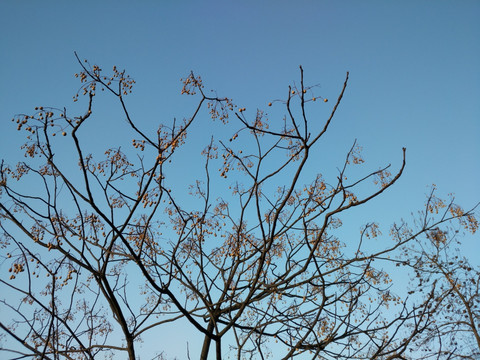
(0, 56), (478, 360)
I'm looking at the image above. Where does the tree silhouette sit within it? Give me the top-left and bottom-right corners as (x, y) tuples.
(0, 55), (478, 359)
(403, 205), (480, 359)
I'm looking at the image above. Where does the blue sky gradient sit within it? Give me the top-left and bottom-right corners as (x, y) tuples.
(1, 1), (479, 358)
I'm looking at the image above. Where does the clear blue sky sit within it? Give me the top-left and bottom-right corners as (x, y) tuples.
(1, 1), (479, 358)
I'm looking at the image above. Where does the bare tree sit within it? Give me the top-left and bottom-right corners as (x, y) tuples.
(402, 199), (480, 360)
(0, 55), (478, 359)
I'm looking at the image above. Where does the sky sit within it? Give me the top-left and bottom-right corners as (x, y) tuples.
(1, 1), (479, 359)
